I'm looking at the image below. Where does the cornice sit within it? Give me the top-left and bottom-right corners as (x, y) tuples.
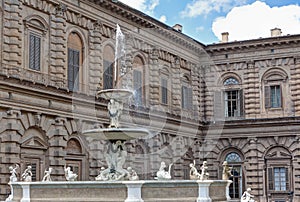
(205, 34), (300, 53)
(88, 0), (205, 54)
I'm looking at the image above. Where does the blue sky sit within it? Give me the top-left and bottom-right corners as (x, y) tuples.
(117, 0), (300, 45)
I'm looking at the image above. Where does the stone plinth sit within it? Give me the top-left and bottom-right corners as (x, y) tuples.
(8, 180), (231, 202)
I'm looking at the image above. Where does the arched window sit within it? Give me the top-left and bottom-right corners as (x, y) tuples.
(67, 32), (83, 92)
(223, 151), (244, 199)
(224, 77), (239, 85)
(214, 75), (243, 119)
(103, 45), (115, 89)
(133, 55), (144, 106)
(160, 67), (170, 105)
(181, 75), (192, 110)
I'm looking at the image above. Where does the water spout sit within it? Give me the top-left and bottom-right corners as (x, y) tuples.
(114, 24), (126, 87)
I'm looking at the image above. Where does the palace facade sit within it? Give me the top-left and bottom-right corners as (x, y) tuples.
(0, 0), (299, 201)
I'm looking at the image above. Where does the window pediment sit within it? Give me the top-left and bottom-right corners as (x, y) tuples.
(21, 137), (48, 150)
(24, 15), (48, 35)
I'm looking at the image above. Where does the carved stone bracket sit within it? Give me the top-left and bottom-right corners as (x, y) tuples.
(55, 3), (67, 17)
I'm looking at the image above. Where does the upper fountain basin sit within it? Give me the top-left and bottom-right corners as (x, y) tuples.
(97, 89), (133, 102)
(82, 127), (150, 141)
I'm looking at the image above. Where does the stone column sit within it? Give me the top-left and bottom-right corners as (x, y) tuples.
(2, 0), (23, 74)
(49, 3), (67, 88)
(47, 117), (68, 181)
(88, 20), (103, 94)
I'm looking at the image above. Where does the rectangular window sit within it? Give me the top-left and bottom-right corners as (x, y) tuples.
(265, 85), (282, 108)
(29, 34), (41, 71)
(161, 78), (168, 104)
(225, 90), (243, 117)
(68, 48), (80, 92)
(133, 70), (142, 105)
(182, 86), (192, 109)
(268, 167), (289, 191)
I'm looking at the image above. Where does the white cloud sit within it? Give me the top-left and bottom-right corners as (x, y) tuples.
(212, 1), (300, 41)
(196, 26), (205, 32)
(159, 15), (167, 23)
(118, 0), (159, 15)
(181, 0), (247, 17)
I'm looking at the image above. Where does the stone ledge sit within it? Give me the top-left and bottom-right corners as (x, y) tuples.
(8, 180), (232, 202)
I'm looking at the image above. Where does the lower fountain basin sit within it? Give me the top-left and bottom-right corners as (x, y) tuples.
(9, 180), (232, 202)
(83, 128), (150, 141)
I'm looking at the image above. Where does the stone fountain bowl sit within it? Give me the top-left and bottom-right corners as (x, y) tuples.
(97, 89), (133, 102)
(83, 127), (150, 141)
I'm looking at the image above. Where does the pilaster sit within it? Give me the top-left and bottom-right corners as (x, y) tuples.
(244, 61), (260, 118)
(0, 109), (21, 200)
(49, 3), (67, 87)
(88, 20), (103, 94)
(2, 0), (23, 70)
(191, 63), (200, 120)
(148, 48), (160, 105)
(171, 56), (181, 115)
(290, 56), (300, 116)
(47, 117), (68, 181)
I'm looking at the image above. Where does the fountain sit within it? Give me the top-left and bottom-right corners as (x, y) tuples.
(6, 25), (232, 202)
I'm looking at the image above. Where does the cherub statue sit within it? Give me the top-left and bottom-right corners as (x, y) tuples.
(127, 167), (139, 181)
(222, 161), (233, 180)
(42, 167), (53, 182)
(95, 167), (107, 181)
(241, 188), (255, 202)
(64, 165), (78, 181)
(189, 160), (201, 180)
(21, 166), (32, 182)
(200, 161), (209, 180)
(155, 162), (173, 180)
(108, 99), (123, 128)
(9, 164), (19, 183)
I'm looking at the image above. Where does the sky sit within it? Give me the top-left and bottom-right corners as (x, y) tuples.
(116, 0), (300, 45)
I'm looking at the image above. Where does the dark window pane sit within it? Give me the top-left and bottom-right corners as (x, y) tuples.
(161, 78), (168, 104)
(29, 34), (41, 71)
(68, 48), (80, 92)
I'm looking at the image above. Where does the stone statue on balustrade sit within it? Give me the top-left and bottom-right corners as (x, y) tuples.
(155, 161), (173, 180)
(200, 161), (209, 180)
(9, 164), (19, 183)
(42, 167), (53, 182)
(222, 161), (233, 180)
(64, 165), (78, 181)
(127, 167), (139, 181)
(241, 188), (255, 202)
(21, 165), (32, 182)
(189, 160), (201, 180)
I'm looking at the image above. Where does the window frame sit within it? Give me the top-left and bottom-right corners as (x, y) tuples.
(24, 16), (48, 73)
